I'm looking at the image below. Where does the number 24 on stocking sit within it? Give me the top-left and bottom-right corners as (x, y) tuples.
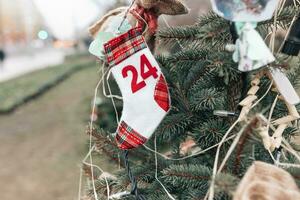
(122, 54), (158, 93)
(104, 27), (171, 150)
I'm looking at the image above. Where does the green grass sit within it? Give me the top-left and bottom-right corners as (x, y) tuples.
(0, 55), (95, 113)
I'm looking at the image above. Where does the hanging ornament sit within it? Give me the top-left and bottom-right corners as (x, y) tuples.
(281, 14), (300, 56)
(211, 0), (279, 71)
(232, 22), (275, 71)
(269, 67), (300, 105)
(238, 76), (260, 121)
(234, 161), (300, 200)
(238, 72), (300, 152)
(87, 0), (188, 142)
(210, 0), (279, 22)
(103, 27), (171, 149)
(88, 0), (189, 148)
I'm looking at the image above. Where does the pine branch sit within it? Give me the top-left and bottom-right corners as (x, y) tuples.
(83, 163), (100, 180)
(192, 119), (231, 149)
(157, 5), (300, 49)
(86, 126), (121, 164)
(87, 179), (116, 199)
(189, 88), (226, 111)
(195, 11), (221, 27)
(155, 113), (193, 142)
(163, 49), (240, 90)
(165, 49), (210, 70)
(85, 4), (300, 199)
(162, 164), (211, 188)
(288, 58), (300, 90)
(261, 5), (300, 30)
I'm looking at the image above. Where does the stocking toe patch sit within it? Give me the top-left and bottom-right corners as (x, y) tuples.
(115, 121), (147, 150)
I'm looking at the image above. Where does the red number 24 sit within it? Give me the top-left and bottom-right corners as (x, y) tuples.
(122, 54), (158, 93)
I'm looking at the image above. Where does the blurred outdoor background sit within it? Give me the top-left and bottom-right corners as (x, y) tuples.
(0, 0), (209, 199)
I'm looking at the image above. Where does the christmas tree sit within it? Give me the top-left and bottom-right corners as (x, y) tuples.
(81, 1), (300, 200)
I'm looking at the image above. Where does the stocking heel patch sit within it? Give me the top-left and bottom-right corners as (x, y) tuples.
(115, 121), (147, 150)
(154, 75), (170, 112)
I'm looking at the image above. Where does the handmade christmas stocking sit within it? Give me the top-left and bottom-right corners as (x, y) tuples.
(104, 27), (170, 150)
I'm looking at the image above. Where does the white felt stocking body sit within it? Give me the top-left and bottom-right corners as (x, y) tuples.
(104, 27), (170, 149)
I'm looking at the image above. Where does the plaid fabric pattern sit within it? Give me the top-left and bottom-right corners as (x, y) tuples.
(154, 75), (170, 112)
(104, 27), (146, 66)
(115, 121), (147, 150)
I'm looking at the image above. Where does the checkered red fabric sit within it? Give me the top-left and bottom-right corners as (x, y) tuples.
(154, 75), (170, 112)
(115, 121), (147, 150)
(130, 5), (158, 35)
(104, 27), (146, 66)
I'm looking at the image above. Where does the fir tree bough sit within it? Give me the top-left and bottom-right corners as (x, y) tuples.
(83, 5), (300, 200)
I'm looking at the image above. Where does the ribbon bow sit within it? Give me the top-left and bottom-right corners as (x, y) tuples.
(130, 5), (158, 35)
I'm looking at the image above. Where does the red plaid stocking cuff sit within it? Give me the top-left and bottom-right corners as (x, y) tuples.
(154, 75), (170, 112)
(104, 27), (147, 66)
(115, 121), (147, 150)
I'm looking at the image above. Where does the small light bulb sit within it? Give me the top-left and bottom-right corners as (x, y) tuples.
(225, 44), (236, 52)
(213, 110), (237, 117)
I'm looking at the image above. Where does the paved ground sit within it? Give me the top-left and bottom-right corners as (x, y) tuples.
(0, 65), (116, 200)
(0, 48), (66, 82)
